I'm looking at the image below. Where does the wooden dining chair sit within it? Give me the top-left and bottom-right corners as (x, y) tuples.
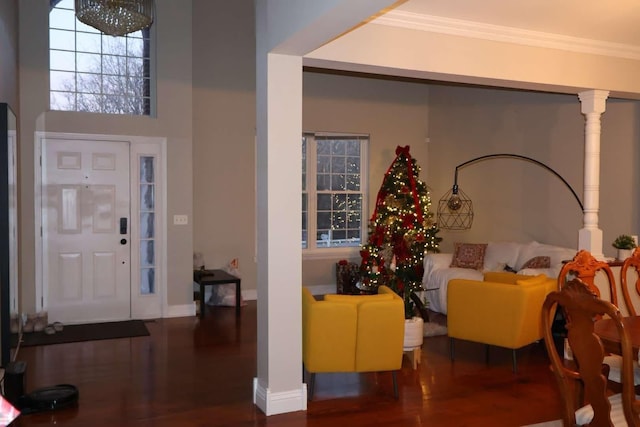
(541, 278), (640, 426)
(621, 248), (640, 317)
(558, 249), (618, 307)
(556, 250), (618, 377)
(604, 248), (640, 391)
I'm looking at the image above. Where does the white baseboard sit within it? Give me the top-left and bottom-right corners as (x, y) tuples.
(253, 377), (307, 415)
(165, 303), (196, 318)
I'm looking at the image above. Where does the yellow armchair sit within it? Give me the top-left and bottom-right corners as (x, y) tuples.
(302, 285), (404, 399)
(447, 272), (556, 372)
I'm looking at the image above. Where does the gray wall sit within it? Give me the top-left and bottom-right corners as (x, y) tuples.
(427, 84), (640, 258)
(13, 0), (640, 310)
(192, 0), (257, 288)
(191, 1), (432, 290)
(302, 72), (430, 287)
(18, 0), (194, 313)
(0, 0), (18, 108)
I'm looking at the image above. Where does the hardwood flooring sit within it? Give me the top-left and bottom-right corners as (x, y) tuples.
(9, 302), (563, 426)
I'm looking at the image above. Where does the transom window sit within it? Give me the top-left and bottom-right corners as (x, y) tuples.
(302, 133), (368, 252)
(49, 0), (152, 115)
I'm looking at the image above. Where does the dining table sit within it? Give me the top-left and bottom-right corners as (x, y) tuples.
(594, 315), (640, 360)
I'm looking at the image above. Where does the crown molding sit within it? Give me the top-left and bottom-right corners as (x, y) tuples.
(372, 10), (640, 60)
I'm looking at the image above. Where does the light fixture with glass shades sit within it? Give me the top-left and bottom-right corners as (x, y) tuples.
(75, 0), (154, 36)
(437, 153), (584, 231)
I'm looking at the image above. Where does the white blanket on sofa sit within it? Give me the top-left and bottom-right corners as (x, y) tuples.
(422, 241), (577, 315)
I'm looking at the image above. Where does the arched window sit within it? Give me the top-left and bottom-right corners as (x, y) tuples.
(49, 0), (153, 115)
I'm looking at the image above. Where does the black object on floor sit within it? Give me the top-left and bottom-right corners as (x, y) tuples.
(4, 360), (26, 406)
(17, 384), (79, 415)
(10, 320), (150, 348)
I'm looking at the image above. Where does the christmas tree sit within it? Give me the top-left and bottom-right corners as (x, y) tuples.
(359, 145), (441, 317)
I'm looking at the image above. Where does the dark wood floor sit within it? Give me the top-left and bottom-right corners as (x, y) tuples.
(8, 302), (563, 426)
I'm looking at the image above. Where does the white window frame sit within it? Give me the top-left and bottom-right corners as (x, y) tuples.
(302, 132), (368, 260)
(48, 0), (154, 116)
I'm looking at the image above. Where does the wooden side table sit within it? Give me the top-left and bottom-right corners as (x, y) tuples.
(193, 269), (241, 319)
(404, 347), (421, 370)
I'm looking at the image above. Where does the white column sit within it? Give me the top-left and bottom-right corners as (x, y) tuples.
(577, 90), (609, 259)
(254, 37), (305, 418)
(253, 0), (398, 416)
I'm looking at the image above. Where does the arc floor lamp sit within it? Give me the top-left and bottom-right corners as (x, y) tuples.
(437, 153), (584, 230)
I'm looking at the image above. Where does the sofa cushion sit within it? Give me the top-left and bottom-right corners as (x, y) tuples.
(504, 264), (518, 273)
(483, 271), (532, 284)
(450, 242), (487, 270)
(484, 241), (527, 272)
(324, 293), (393, 304)
(521, 256), (551, 269)
(516, 274), (548, 287)
(515, 241), (577, 271)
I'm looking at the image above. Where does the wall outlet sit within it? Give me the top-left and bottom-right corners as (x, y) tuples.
(173, 214), (188, 225)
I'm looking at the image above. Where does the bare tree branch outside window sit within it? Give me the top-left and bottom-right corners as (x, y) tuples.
(49, 0), (151, 115)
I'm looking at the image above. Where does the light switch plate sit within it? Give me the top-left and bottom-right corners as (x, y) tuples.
(173, 214), (188, 225)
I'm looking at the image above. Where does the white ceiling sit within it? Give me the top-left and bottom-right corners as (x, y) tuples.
(396, 0), (640, 47)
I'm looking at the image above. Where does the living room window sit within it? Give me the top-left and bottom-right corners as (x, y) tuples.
(49, 0), (153, 115)
(302, 133), (368, 256)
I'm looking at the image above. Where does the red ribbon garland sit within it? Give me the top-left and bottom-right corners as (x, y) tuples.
(403, 147), (423, 225)
(370, 145), (423, 224)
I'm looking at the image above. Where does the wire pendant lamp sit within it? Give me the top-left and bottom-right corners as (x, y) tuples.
(75, 0), (154, 36)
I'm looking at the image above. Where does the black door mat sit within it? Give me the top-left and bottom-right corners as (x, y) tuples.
(11, 320), (150, 347)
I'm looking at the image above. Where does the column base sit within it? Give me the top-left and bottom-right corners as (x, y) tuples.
(578, 227), (604, 259)
(253, 377), (307, 416)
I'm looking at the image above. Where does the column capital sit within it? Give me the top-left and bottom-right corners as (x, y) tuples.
(578, 90), (610, 115)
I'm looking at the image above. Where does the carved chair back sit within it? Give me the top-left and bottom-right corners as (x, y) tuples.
(558, 250), (618, 307)
(541, 278), (640, 426)
(621, 248), (640, 317)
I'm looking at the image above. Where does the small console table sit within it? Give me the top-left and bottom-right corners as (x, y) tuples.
(193, 269), (241, 319)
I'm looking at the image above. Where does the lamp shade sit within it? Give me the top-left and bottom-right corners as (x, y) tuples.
(75, 0), (154, 36)
(437, 186), (473, 230)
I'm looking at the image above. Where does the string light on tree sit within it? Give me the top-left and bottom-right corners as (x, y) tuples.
(359, 145), (442, 317)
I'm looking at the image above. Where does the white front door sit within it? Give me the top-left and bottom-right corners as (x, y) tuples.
(42, 138), (131, 324)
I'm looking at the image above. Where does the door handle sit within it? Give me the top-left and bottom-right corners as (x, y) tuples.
(120, 218), (128, 234)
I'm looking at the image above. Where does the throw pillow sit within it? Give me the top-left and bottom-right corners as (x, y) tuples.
(521, 256), (551, 269)
(450, 242), (487, 270)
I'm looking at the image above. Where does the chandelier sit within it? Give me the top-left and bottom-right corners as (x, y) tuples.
(75, 0), (154, 37)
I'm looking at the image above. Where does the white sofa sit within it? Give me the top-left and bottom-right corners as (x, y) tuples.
(422, 241), (577, 314)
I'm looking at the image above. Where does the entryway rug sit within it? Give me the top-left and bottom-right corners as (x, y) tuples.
(11, 320), (150, 348)
(423, 322), (448, 337)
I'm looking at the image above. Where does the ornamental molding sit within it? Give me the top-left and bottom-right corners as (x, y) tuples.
(372, 10), (640, 61)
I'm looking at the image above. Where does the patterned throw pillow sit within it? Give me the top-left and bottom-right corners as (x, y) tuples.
(521, 256), (551, 269)
(449, 242), (487, 270)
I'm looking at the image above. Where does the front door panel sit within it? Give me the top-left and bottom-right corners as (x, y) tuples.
(43, 138), (130, 324)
